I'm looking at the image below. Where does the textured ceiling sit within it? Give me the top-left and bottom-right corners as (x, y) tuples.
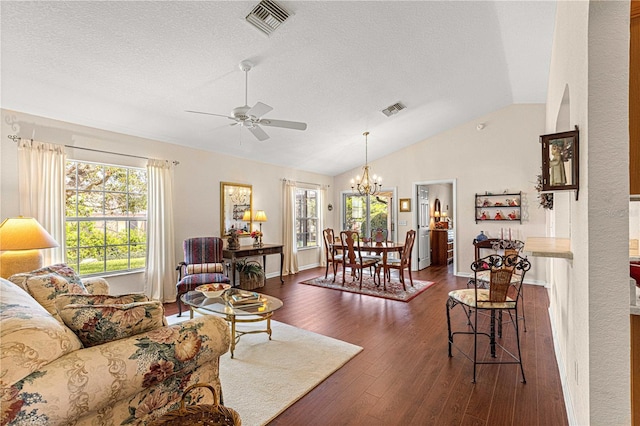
(0, 1), (557, 176)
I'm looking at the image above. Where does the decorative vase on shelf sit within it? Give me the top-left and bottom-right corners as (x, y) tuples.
(476, 231), (488, 242)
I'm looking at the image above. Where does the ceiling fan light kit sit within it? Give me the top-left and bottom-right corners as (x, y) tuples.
(186, 60), (307, 141)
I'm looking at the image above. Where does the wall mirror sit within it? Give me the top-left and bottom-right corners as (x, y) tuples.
(220, 182), (252, 237)
(540, 126), (580, 199)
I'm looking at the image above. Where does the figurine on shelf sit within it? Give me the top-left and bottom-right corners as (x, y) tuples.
(480, 211), (488, 220)
(494, 211), (504, 220)
(508, 211), (517, 220)
(482, 198), (491, 207)
(508, 198), (519, 207)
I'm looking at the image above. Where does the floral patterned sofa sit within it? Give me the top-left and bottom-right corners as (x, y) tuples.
(1, 264), (231, 425)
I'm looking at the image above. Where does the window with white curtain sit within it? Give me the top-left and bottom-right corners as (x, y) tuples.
(295, 188), (318, 248)
(65, 161), (147, 275)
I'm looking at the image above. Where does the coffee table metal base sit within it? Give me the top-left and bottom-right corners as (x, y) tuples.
(192, 307), (274, 358)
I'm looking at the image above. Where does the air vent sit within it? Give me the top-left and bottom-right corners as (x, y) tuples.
(246, 0), (290, 36)
(381, 102), (407, 117)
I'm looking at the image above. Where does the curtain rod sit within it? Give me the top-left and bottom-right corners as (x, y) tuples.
(8, 135), (179, 165)
(281, 178), (329, 188)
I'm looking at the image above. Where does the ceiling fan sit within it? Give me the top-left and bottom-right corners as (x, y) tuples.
(186, 60), (307, 141)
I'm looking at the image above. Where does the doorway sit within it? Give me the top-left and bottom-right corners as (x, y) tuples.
(413, 180), (456, 272)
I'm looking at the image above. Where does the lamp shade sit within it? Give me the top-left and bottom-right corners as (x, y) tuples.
(242, 210), (252, 221)
(0, 217), (59, 251)
(254, 210), (268, 222)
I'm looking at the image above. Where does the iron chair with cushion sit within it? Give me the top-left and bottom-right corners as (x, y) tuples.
(376, 229), (416, 291)
(446, 254), (531, 383)
(176, 237), (230, 316)
(322, 228), (343, 281)
(468, 238), (528, 330)
(340, 230), (379, 289)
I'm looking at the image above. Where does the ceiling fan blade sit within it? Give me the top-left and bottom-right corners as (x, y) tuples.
(247, 125), (270, 141)
(247, 102), (273, 119)
(259, 118), (307, 131)
(185, 110), (233, 119)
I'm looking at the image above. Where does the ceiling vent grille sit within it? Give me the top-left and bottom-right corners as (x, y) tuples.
(246, 0), (290, 36)
(381, 102), (407, 117)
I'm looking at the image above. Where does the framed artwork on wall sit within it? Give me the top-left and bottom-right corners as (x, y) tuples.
(540, 126), (580, 200)
(400, 198), (411, 212)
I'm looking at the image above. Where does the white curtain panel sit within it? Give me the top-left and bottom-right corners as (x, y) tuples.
(282, 180), (299, 275)
(319, 186), (327, 267)
(17, 139), (66, 265)
(145, 159), (176, 302)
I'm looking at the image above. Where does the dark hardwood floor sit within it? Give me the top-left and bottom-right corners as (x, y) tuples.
(164, 264), (568, 426)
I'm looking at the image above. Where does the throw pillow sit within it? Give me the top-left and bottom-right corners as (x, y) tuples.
(24, 273), (88, 321)
(55, 293), (150, 314)
(27, 263), (86, 288)
(186, 263), (224, 274)
(0, 278), (84, 388)
(58, 301), (165, 347)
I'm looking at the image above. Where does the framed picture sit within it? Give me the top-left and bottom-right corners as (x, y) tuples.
(400, 198), (411, 212)
(540, 127), (579, 199)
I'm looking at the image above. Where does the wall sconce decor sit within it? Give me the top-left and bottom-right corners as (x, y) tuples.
(399, 198), (411, 212)
(540, 126), (580, 200)
(0, 216), (59, 278)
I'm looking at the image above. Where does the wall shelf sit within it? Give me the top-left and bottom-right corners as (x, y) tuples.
(475, 192), (521, 223)
(523, 237), (573, 259)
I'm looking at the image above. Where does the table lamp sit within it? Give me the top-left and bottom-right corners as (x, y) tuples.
(254, 210), (267, 247)
(0, 216), (59, 279)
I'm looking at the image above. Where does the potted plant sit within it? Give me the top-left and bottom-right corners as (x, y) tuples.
(236, 259), (264, 289)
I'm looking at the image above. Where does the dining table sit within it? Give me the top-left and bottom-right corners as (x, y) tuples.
(330, 240), (405, 284)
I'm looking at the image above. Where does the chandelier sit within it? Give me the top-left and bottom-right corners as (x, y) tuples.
(351, 131), (381, 196)
(228, 187), (250, 204)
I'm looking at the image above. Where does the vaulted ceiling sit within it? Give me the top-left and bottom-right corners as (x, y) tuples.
(1, 1), (557, 176)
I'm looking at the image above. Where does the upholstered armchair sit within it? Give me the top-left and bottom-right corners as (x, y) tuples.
(176, 237), (230, 316)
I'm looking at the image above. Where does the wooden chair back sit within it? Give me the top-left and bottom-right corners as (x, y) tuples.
(323, 228), (336, 261)
(340, 230), (363, 266)
(399, 229), (416, 267)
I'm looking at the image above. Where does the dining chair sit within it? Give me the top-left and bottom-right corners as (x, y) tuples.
(446, 254), (531, 383)
(376, 229), (416, 291)
(322, 228), (343, 281)
(340, 230), (379, 289)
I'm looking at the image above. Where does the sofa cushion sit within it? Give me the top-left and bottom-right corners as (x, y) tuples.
(0, 278), (83, 388)
(58, 301), (165, 347)
(24, 273), (88, 321)
(55, 293), (150, 313)
(10, 263), (86, 289)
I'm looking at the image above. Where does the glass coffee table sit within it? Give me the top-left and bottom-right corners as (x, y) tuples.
(181, 289), (284, 358)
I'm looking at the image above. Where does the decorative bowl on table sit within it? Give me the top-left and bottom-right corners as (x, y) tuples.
(195, 283), (231, 298)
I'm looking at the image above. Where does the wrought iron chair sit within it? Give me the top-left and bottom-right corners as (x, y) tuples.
(322, 228), (343, 281)
(376, 229), (416, 291)
(340, 230), (379, 289)
(176, 237), (230, 317)
(446, 254), (531, 383)
(468, 238), (528, 330)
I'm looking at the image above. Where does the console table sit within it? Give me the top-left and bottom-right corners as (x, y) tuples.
(223, 244), (284, 287)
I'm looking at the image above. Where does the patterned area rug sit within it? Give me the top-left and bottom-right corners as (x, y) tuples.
(300, 272), (436, 302)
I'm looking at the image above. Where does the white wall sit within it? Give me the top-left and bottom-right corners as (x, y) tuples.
(333, 104), (548, 284)
(545, 1), (630, 424)
(0, 109), (335, 296)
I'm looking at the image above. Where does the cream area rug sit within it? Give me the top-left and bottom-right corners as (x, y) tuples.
(166, 312), (363, 426)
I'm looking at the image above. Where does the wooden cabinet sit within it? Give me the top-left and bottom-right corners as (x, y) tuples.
(431, 229), (453, 266)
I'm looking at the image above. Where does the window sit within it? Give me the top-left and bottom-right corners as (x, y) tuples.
(65, 161), (147, 275)
(342, 191), (394, 241)
(295, 188), (318, 248)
